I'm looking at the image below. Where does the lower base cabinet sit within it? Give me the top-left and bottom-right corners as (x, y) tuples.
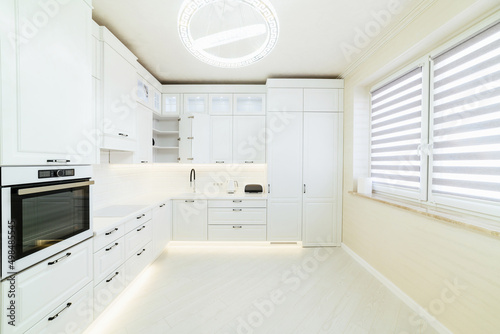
(172, 200), (208, 241)
(125, 242), (153, 284)
(208, 225), (266, 241)
(25, 282), (94, 334)
(93, 265), (126, 318)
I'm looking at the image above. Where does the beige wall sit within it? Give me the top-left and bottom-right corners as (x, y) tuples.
(342, 1), (500, 333)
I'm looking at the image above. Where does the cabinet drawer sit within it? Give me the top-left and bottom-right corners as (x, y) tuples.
(25, 282), (93, 334)
(125, 221), (153, 259)
(208, 199), (267, 208)
(208, 208), (266, 225)
(124, 210), (152, 233)
(94, 265), (126, 317)
(94, 238), (125, 285)
(208, 225), (266, 241)
(1, 240), (93, 334)
(125, 242), (153, 284)
(94, 223), (124, 251)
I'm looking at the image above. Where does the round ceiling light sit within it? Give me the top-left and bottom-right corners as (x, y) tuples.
(178, 0), (279, 68)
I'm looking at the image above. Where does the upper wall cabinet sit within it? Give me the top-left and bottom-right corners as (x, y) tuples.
(267, 88), (303, 112)
(100, 27), (138, 152)
(304, 89), (340, 112)
(234, 94), (266, 115)
(163, 94), (181, 116)
(0, 0), (95, 165)
(136, 63), (162, 115)
(184, 94), (208, 114)
(209, 94), (233, 115)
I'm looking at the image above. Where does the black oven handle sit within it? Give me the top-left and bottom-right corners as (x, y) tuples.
(18, 180), (95, 196)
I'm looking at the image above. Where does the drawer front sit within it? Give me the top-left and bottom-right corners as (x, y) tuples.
(94, 238), (125, 284)
(124, 210), (152, 233)
(94, 223), (124, 252)
(208, 199), (267, 208)
(25, 282), (93, 334)
(94, 264), (126, 317)
(125, 221), (153, 259)
(208, 225), (267, 241)
(1, 240), (93, 334)
(125, 242), (153, 284)
(208, 208), (266, 225)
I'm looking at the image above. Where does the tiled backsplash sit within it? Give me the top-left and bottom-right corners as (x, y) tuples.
(92, 164), (267, 210)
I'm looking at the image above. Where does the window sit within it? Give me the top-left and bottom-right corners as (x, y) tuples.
(370, 20), (500, 219)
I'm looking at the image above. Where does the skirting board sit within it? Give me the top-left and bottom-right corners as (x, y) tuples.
(341, 243), (454, 334)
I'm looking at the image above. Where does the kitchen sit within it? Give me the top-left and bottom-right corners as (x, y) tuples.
(1, 0), (499, 333)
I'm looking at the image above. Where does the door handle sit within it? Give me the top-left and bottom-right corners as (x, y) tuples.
(232, 225), (243, 229)
(304, 184), (306, 194)
(106, 272), (120, 283)
(105, 228), (118, 236)
(105, 243), (119, 251)
(48, 303), (72, 321)
(268, 184), (270, 194)
(136, 214), (145, 220)
(48, 252), (71, 266)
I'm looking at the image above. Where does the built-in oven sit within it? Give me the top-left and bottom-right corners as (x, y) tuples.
(1, 166), (94, 279)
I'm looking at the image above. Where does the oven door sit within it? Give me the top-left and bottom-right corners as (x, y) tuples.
(1, 179), (93, 278)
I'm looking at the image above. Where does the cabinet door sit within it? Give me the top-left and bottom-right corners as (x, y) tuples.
(102, 43), (137, 145)
(136, 76), (151, 107)
(267, 88), (303, 112)
(135, 104), (153, 163)
(183, 94), (208, 114)
(152, 202), (172, 258)
(0, 0), (95, 165)
(210, 116), (233, 163)
(151, 88), (162, 115)
(163, 94), (181, 116)
(172, 200), (207, 241)
(302, 113), (339, 246)
(266, 112), (303, 241)
(234, 94), (266, 115)
(209, 94), (233, 115)
(191, 114), (210, 163)
(233, 116), (266, 164)
(304, 89), (340, 112)
(178, 115), (193, 163)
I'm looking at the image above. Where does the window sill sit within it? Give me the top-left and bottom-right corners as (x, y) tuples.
(348, 191), (500, 239)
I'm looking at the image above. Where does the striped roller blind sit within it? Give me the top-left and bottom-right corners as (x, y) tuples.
(370, 67), (424, 193)
(431, 22), (500, 203)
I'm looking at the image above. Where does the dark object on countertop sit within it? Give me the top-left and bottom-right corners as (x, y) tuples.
(245, 184), (263, 193)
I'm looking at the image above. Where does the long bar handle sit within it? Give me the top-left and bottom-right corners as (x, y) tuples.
(106, 272), (120, 283)
(48, 303), (72, 321)
(48, 252), (71, 266)
(19, 180), (94, 196)
(105, 243), (119, 252)
(105, 228), (118, 236)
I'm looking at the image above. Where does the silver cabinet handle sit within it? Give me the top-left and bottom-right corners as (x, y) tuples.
(137, 248), (146, 256)
(18, 180), (95, 196)
(268, 184), (271, 194)
(185, 200), (195, 203)
(233, 200), (242, 203)
(47, 159), (70, 163)
(105, 228), (118, 236)
(136, 214), (146, 220)
(48, 303), (72, 321)
(48, 252), (71, 266)
(233, 225), (243, 229)
(216, 161), (224, 164)
(137, 225), (146, 232)
(304, 184), (306, 194)
(233, 209), (242, 212)
(106, 272), (120, 283)
(245, 161), (254, 164)
(105, 243), (119, 251)
(118, 133), (129, 137)
(141, 161), (148, 163)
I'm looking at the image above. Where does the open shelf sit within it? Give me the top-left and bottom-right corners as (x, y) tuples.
(153, 115), (180, 163)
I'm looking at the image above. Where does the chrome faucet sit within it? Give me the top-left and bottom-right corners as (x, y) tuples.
(190, 168), (196, 193)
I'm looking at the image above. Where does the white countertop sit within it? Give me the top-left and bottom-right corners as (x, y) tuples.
(92, 191), (267, 234)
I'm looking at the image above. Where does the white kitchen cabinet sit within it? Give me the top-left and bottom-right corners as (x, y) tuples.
(137, 76), (151, 107)
(267, 112), (304, 241)
(208, 208), (267, 225)
(183, 94), (208, 114)
(124, 242), (153, 284)
(163, 94), (181, 116)
(153, 116), (180, 163)
(304, 89), (340, 112)
(233, 94), (266, 115)
(173, 200), (208, 241)
(152, 202), (172, 258)
(125, 221), (153, 259)
(302, 113), (340, 246)
(210, 116), (233, 164)
(267, 88), (303, 112)
(25, 282), (93, 334)
(135, 105), (153, 163)
(151, 88), (162, 115)
(233, 116), (266, 164)
(179, 114), (210, 163)
(93, 265), (126, 317)
(1, 240), (93, 334)
(100, 28), (138, 152)
(0, 0), (95, 165)
(208, 225), (267, 241)
(209, 94), (233, 115)
(94, 238), (125, 284)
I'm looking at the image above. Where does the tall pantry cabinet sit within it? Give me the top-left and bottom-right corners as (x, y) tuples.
(266, 79), (343, 246)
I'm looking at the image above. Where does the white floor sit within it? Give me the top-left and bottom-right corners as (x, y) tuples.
(85, 244), (439, 334)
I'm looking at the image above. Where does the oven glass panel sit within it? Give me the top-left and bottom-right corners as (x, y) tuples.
(10, 181), (90, 260)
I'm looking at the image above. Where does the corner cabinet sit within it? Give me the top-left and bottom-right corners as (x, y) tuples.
(0, 0), (95, 165)
(266, 79), (343, 246)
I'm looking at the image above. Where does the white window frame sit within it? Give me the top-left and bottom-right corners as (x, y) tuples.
(369, 12), (500, 224)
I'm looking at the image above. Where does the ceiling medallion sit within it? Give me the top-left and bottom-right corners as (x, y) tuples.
(178, 0), (279, 68)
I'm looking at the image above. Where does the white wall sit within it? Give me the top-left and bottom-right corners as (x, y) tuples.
(92, 164), (267, 210)
(343, 1), (500, 333)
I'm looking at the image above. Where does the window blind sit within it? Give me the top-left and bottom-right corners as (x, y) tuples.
(431, 22), (500, 202)
(370, 67), (424, 192)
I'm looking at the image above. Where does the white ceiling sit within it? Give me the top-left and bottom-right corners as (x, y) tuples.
(92, 0), (417, 84)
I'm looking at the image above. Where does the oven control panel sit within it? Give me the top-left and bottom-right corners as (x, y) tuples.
(38, 169), (75, 179)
